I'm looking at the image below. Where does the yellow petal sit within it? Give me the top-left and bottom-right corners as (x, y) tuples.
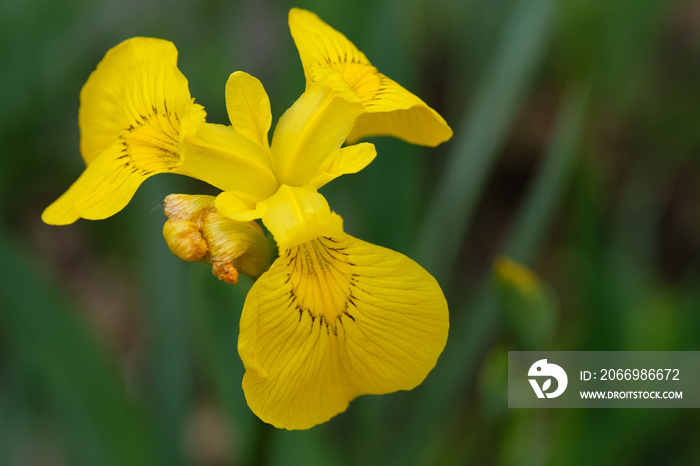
(181, 123), (278, 200)
(79, 37), (205, 164)
(288, 8), (371, 85)
(257, 185), (343, 251)
(289, 9), (453, 147)
(215, 191), (262, 222)
(225, 71), (272, 148)
(269, 82), (363, 186)
(308, 142), (377, 189)
(238, 234), (449, 429)
(163, 219), (209, 262)
(346, 73), (453, 147)
(42, 144), (156, 225)
(44, 37), (208, 224)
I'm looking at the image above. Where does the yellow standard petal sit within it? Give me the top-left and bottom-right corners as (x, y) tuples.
(269, 80), (363, 186)
(238, 234), (449, 430)
(225, 71), (272, 148)
(288, 8), (453, 147)
(43, 37), (207, 225)
(163, 194), (270, 282)
(183, 71), (284, 201)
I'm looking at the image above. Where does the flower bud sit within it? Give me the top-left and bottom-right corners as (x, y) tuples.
(163, 194), (270, 283)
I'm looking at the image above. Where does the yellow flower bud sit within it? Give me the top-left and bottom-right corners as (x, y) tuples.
(163, 194), (270, 283)
(162, 219), (209, 262)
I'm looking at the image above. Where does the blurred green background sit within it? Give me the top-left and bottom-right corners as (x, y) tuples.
(1, 0), (700, 464)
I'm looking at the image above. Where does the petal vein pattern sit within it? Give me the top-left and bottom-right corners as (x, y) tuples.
(42, 37), (207, 225)
(238, 234), (449, 430)
(289, 8), (453, 147)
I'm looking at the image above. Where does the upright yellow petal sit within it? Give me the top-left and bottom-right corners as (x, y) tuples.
(225, 71), (272, 148)
(288, 8), (453, 147)
(269, 82), (362, 186)
(238, 234), (449, 430)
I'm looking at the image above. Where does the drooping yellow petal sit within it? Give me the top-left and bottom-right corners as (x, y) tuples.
(181, 123), (278, 200)
(225, 71), (272, 148)
(269, 81), (363, 186)
(43, 37), (208, 224)
(346, 73), (453, 147)
(257, 185), (343, 251)
(288, 8), (453, 147)
(42, 143), (161, 224)
(308, 143), (377, 189)
(78, 37), (204, 165)
(288, 8), (371, 85)
(238, 234), (449, 430)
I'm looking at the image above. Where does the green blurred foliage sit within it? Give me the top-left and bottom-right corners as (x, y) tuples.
(2, 0), (700, 465)
(494, 256), (557, 350)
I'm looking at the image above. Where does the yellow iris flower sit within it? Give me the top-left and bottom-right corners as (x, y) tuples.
(42, 8), (452, 430)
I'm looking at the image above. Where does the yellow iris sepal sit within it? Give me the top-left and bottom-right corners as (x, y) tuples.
(289, 8), (453, 147)
(42, 37), (206, 225)
(239, 233), (449, 430)
(42, 38), (279, 225)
